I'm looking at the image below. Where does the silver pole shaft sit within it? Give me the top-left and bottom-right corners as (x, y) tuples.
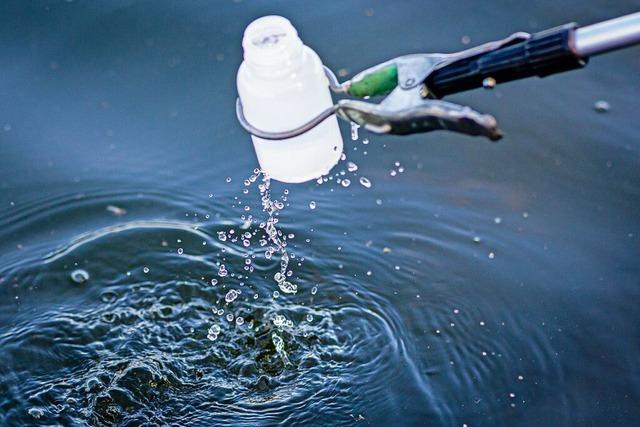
(575, 12), (640, 57)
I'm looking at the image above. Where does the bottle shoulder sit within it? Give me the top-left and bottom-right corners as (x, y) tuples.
(237, 46), (326, 98)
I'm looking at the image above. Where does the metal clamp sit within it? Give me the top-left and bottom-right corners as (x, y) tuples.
(236, 32), (535, 142)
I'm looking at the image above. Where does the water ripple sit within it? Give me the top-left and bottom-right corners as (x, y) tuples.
(0, 188), (442, 425)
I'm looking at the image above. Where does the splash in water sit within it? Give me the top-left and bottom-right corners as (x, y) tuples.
(207, 138), (378, 360)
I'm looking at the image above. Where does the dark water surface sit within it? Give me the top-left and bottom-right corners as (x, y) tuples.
(1, 1), (640, 425)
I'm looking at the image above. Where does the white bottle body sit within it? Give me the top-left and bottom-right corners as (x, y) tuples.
(237, 16), (343, 183)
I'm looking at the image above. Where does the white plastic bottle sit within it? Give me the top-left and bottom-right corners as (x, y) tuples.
(237, 16), (343, 183)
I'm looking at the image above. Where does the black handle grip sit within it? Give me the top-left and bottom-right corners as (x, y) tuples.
(427, 24), (588, 98)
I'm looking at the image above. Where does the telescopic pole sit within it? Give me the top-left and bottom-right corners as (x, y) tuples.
(575, 12), (640, 57)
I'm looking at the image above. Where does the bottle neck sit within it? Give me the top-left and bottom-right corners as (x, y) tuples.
(242, 16), (304, 79)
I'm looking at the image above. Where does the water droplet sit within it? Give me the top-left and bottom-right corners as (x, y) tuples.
(143, 267), (150, 274)
(28, 408), (44, 419)
(306, 314), (313, 322)
(225, 177), (232, 183)
(272, 332), (290, 364)
(272, 314), (288, 328)
(494, 217), (502, 224)
(210, 279), (218, 286)
(70, 269), (89, 284)
(236, 316), (245, 326)
(311, 286), (318, 295)
(309, 201), (316, 210)
(594, 100), (610, 112)
(226, 313), (234, 322)
(106, 205), (126, 216)
(225, 289), (239, 303)
(347, 161), (358, 172)
(177, 248), (183, 254)
(362, 138), (369, 145)
(217, 231), (227, 241)
(473, 236), (481, 243)
(278, 280), (297, 294)
(488, 252), (495, 259)
(218, 264), (228, 277)
(341, 179), (351, 187)
(273, 290), (280, 298)
(359, 177), (372, 188)
(390, 170), (397, 176)
(350, 122), (360, 140)
(482, 77), (496, 89)
(100, 291), (118, 303)
(207, 324), (221, 341)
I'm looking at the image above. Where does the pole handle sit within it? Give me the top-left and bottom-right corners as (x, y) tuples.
(427, 24), (587, 98)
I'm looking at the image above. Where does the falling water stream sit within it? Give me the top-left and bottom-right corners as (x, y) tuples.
(206, 143), (375, 367)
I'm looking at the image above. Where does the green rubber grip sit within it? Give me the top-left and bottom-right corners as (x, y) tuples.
(347, 64), (398, 98)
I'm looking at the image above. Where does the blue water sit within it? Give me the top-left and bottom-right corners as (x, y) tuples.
(1, 1), (640, 425)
